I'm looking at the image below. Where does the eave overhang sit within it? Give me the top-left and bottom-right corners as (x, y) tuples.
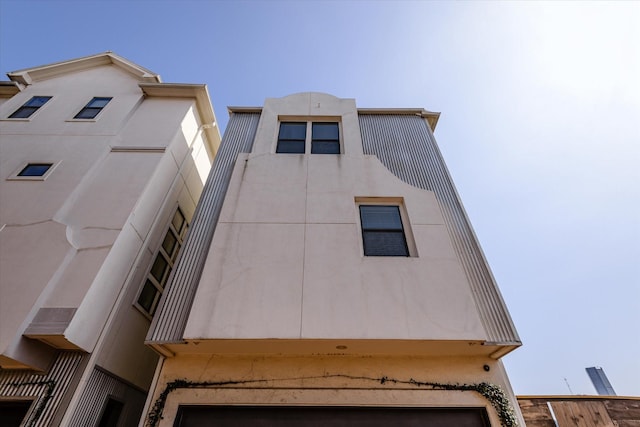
(358, 108), (441, 132)
(0, 81), (21, 97)
(6, 51), (161, 85)
(139, 82), (222, 154)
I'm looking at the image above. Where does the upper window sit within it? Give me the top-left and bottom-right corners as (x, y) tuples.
(136, 208), (188, 317)
(360, 205), (409, 256)
(311, 122), (340, 154)
(8, 96), (51, 119)
(276, 121), (341, 154)
(276, 122), (306, 153)
(18, 163), (53, 177)
(74, 97), (112, 119)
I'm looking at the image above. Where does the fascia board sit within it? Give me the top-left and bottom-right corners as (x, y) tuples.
(7, 52), (161, 85)
(358, 108), (441, 132)
(0, 81), (21, 97)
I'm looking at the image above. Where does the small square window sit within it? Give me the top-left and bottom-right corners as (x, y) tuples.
(74, 97), (112, 119)
(8, 96), (52, 119)
(360, 205), (409, 256)
(311, 122), (340, 154)
(276, 122), (306, 153)
(18, 163), (53, 177)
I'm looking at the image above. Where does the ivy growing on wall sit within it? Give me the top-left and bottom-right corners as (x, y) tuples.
(146, 374), (518, 427)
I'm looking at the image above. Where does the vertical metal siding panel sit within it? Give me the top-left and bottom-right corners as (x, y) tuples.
(0, 352), (84, 427)
(148, 112), (261, 343)
(359, 114), (519, 344)
(68, 367), (146, 427)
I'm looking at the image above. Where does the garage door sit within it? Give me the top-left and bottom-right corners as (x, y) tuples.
(174, 406), (490, 427)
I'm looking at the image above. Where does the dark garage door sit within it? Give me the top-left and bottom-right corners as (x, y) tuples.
(174, 406), (490, 427)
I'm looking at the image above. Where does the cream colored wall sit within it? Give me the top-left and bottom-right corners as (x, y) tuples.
(146, 354), (524, 427)
(0, 64), (213, 373)
(184, 93), (486, 344)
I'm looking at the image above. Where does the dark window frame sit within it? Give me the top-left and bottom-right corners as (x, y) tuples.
(73, 97), (112, 119)
(97, 396), (124, 427)
(359, 204), (410, 257)
(17, 163), (53, 177)
(276, 122), (307, 154)
(136, 208), (188, 317)
(8, 96), (52, 119)
(311, 122), (340, 154)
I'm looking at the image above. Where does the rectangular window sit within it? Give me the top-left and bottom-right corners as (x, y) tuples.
(8, 96), (51, 118)
(276, 122), (306, 153)
(311, 122), (340, 154)
(18, 163), (53, 177)
(136, 208), (188, 317)
(74, 97), (112, 119)
(276, 120), (341, 154)
(360, 205), (409, 256)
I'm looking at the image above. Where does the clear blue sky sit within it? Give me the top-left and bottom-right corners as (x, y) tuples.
(1, 0), (638, 396)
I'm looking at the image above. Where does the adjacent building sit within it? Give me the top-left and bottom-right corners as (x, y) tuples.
(143, 93), (525, 426)
(0, 53), (221, 426)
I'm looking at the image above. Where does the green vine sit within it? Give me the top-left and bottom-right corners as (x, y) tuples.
(147, 374), (517, 427)
(11, 379), (56, 427)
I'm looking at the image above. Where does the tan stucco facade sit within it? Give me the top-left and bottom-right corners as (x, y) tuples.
(144, 93), (523, 426)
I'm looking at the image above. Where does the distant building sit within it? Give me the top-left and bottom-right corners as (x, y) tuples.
(586, 366), (617, 396)
(143, 93), (524, 426)
(0, 53), (220, 426)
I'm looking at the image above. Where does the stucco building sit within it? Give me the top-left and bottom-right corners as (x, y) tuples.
(0, 53), (220, 426)
(143, 93), (524, 426)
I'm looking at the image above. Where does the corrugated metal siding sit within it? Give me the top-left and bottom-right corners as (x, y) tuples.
(148, 112), (261, 343)
(67, 367), (147, 427)
(359, 114), (520, 344)
(0, 352), (84, 427)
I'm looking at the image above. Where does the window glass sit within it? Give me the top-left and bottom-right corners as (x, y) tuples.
(312, 123), (339, 140)
(8, 96), (51, 118)
(276, 122), (306, 154)
(172, 209), (186, 234)
(311, 122), (340, 154)
(150, 254), (169, 283)
(18, 163), (52, 177)
(137, 280), (158, 313)
(74, 97), (111, 119)
(162, 230), (178, 259)
(360, 205), (409, 257)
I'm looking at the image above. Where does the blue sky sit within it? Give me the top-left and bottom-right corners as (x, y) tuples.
(1, 1), (638, 396)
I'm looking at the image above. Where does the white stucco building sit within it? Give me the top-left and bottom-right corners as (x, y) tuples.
(0, 53), (220, 426)
(143, 93), (524, 426)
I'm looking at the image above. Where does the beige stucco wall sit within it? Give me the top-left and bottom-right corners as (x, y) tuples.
(0, 63), (215, 379)
(146, 354), (524, 427)
(184, 93), (486, 344)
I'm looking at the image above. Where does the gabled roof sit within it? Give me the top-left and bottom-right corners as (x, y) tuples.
(7, 51), (161, 85)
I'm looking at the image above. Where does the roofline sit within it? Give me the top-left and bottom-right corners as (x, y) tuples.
(0, 81), (21, 97)
(358, 108), (440, 131)
(139, 82), (222, 154)
(226, 106), (441, 131)
(7, 52), (161, 85)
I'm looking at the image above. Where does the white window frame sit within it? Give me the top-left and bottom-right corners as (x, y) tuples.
(6, 161), (60, 181)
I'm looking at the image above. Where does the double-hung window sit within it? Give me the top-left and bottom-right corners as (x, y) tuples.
(360, 205), (409, 256)
(136, 208), (188, 317)
(74, 97), (112, 119)
(276, 121), (341, 154)
(8, 96), (52, 118)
